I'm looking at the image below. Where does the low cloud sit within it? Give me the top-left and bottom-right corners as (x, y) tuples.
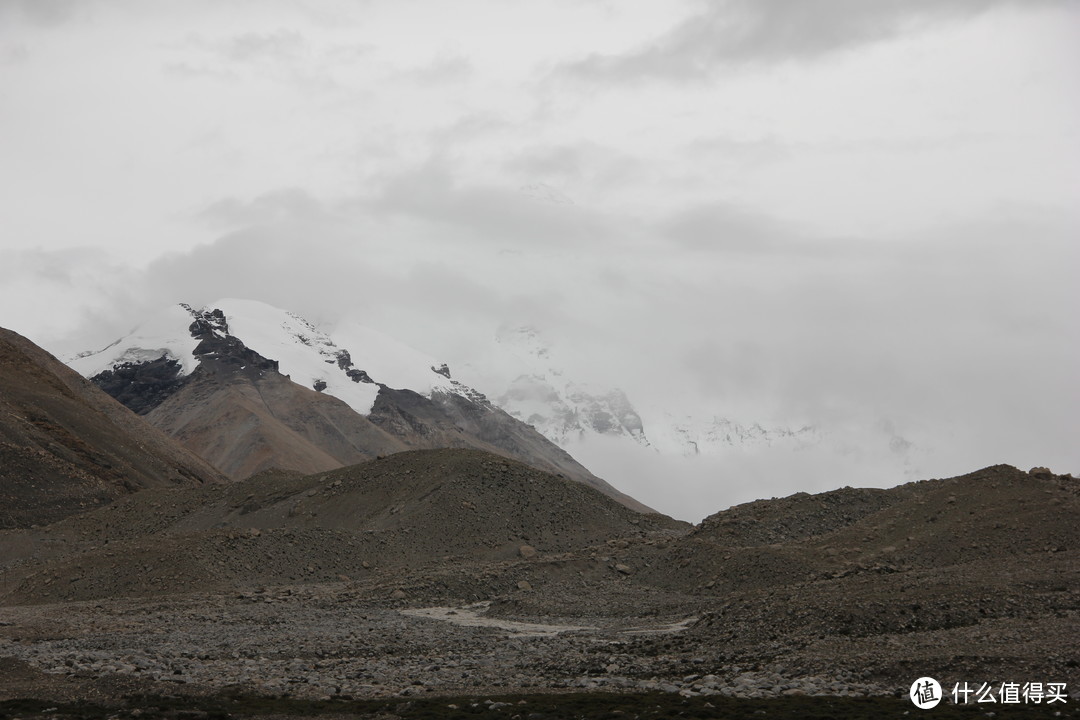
(0, 247), (140, 355)
(658, 201), (814, 255)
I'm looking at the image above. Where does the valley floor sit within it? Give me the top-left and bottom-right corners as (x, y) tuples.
(0, 584), (886, 702)
(2, 461), (1077, 718)
(1, 578), (1077, 719)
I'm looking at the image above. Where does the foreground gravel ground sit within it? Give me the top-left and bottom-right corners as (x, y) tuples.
(0, 584), (894, 703)
(2, 582), (1077, 720)
(2, 464), (1075, 718)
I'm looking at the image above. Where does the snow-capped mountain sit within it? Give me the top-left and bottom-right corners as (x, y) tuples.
(645, 413), (822, 457)
(490, 326), (648, 447)
(69, 300), (653, 513)
(474, 325), (833, 458)
(71, 299), (475, 416)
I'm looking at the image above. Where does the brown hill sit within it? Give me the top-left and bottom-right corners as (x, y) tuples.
(0, 328), (226, 529)
(638, 464), (1078, 593)
(0, 449), (684, 604)
(143, 361), (407, 479)
(134, 354), (652, 513)
(583, 464), (1079, 686)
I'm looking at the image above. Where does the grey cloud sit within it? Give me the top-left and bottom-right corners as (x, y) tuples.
(222, 29), (307, 63)
(161, 61), (238, 82)
(502, 142), (645, 195)
(658, 201), (837, 257)
(139, 225), (392, 328)
(402, 52), (474, 85)
(197, 188), (332, 228)
(169, 27), (336, 91)
(136, 185), (527, 345)
(563, 0), (1050, 81)
(365, 161), (605, 247)
(681, 135), (789, 166)
(505, 145), (584, 181)
(0, 247), (129, 286)
(428, 113), (512, 146)
(1, 42), (29, 64)
(669, 214), (1077, 434)
(0, 0), (86, 27)
(0, 247), (140, 356)
(325, 42), (374, 63)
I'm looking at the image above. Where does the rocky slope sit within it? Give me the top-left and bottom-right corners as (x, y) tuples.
(69, 300), (651, 513)
(0, 327), (225, 529)
(143, 359), (406, 479)
(0, 449), (685, 604)
(651, 463), (1078, 588)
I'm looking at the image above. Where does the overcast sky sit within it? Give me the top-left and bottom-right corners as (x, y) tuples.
(1, 0), (1077, 514)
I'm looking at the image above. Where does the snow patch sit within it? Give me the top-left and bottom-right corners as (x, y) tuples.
(332, 321), (456, 396)
(68, 303), (201, 378)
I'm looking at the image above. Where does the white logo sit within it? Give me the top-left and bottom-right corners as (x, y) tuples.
(911, 677), (942, 709)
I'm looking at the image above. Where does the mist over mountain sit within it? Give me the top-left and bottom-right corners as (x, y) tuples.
(445, 324), (933, 521)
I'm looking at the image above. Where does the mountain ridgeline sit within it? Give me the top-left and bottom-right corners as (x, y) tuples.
(68, 300), (653, 513)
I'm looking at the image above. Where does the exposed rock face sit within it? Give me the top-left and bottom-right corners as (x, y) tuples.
(86, 305), (280, 417)
(0, 327), (225, 529)
(334, 350), (375, 384)
(89, 355), (186, 415)
(188, 319), (277, 376)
